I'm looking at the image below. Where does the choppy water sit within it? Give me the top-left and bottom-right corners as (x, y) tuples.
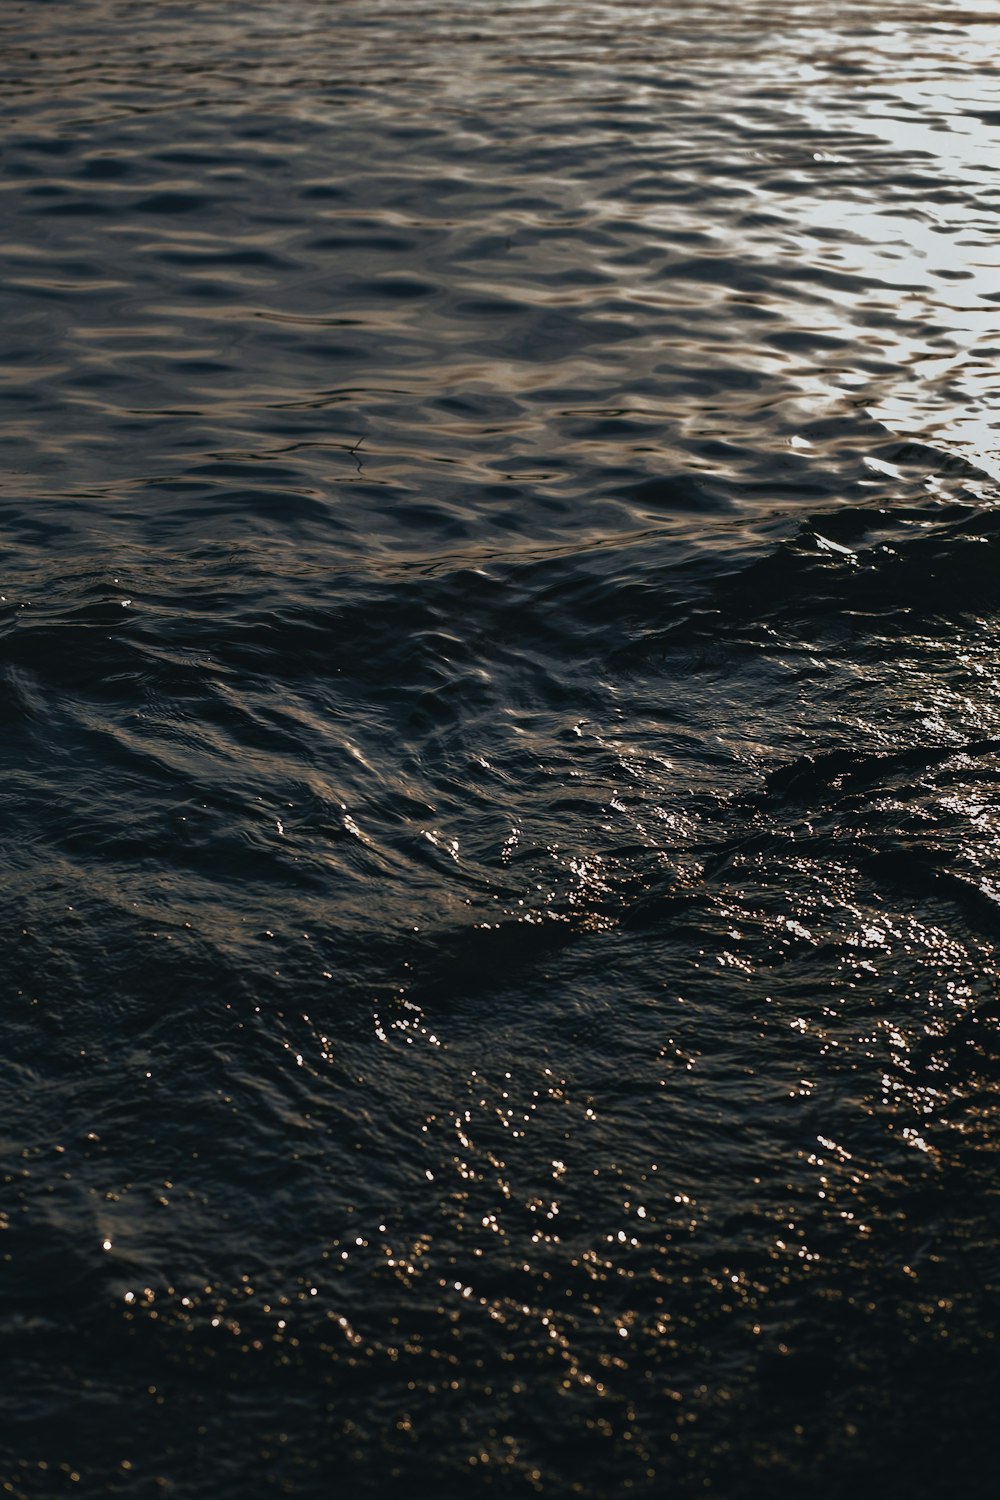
(3, 2), (999, 1495)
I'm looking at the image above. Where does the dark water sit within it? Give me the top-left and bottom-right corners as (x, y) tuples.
(3, 2), (999, 1495)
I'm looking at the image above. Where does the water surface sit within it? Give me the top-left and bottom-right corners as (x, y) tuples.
(2, 3), (999, 1496)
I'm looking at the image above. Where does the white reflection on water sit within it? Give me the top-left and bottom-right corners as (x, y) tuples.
(852, 46), (992, 475)
(772, 20), (1000, 476)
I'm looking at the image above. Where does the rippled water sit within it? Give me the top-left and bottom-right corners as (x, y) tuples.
(3, 2), (999, 1496)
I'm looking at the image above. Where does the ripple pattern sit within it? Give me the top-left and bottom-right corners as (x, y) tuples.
(2, 3), (1000, 1498)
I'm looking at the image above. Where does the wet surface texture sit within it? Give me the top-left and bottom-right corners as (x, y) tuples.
(2, 3), (999, 1496)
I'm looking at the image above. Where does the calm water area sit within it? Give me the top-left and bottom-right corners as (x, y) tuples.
(2, 2), (999, 1496)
